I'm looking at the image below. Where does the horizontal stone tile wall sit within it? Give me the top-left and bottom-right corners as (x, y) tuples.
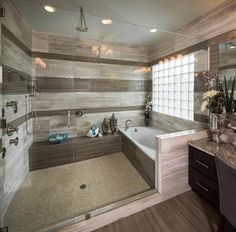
(0, 0), (32, 223)
(148, 0), (236, 62)
(32, 31), (149, 63)
(32, 31), (150, 142)
(150, 111), (206, 133)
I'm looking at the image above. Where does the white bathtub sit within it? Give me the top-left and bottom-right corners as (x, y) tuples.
(119, 126), (166, 160)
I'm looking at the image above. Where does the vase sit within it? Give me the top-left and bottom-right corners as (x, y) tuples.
(209, 113), (226, 144)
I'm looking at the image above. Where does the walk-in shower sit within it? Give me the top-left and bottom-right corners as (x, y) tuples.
(0, 0), (205, 231)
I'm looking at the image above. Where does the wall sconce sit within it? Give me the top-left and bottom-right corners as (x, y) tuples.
(35, 57), (47, 68)
(134, 67), (151, 74)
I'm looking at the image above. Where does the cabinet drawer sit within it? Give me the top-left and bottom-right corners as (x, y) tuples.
(189, 146), (217, 182)
(189, 167), (219, 208)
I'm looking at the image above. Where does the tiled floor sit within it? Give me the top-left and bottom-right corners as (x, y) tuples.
(4, 153), (150, 232)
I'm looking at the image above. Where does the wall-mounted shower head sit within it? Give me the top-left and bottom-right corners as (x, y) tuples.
(76, 7), (88, 32)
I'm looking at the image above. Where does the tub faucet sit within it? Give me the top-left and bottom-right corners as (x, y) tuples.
(125, 119), (132, 131)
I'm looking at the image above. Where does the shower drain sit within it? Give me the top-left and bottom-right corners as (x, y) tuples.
(80, 184), (87, 190)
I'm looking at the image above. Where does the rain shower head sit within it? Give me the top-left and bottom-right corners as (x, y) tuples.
(75, 26), (88, 32)
(75, 7), (88, 32)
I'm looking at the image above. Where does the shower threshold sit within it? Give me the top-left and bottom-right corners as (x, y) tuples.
(37, 189), (157, 232)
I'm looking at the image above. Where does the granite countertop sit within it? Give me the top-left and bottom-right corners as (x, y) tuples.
(188, 138), (236, 167)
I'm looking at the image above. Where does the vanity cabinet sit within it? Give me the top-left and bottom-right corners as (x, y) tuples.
(189, 145), (219, 208)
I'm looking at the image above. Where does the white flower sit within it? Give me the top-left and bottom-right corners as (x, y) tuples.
(201, 100), (208, 112)
(203, 90), (218, 99)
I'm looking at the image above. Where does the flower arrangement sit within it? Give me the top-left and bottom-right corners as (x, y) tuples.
(201, 90), (225, 114)
(144, 95), (152, 119)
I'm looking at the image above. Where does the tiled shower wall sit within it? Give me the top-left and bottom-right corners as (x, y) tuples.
(0, 0), (33, 221)
(31, 31), (151, 142)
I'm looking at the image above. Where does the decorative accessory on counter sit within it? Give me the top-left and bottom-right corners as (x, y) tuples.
(209, 113), (226, 144)
(48, 133), (68, 144)
(144, 95), (152, 126)
(101, 118), (109, 135)
(201, 73), (226, 144)
(110, 113), (118, 134)
(87, 125), (99, 138)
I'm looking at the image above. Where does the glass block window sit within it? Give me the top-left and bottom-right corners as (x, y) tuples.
(152, 54), (194, 121)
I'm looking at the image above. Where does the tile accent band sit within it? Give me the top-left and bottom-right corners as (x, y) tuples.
(33, 106), (145, 117)
(36, 77), (152, 93)
(32, 52), (149, 67)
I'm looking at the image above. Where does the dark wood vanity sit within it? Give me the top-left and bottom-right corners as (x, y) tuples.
(188, 143), (219, 208)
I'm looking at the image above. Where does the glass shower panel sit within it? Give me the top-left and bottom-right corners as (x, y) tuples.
(0, 1), (77, 231)
(0, 0), (207, 231)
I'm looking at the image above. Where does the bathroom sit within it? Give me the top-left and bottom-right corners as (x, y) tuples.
(0, 0), (236, 231)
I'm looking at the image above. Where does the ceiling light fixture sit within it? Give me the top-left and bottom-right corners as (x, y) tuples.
(150, 29), (157, 33)
(101, 19), (112, 25)
(44, 5), (56, 13)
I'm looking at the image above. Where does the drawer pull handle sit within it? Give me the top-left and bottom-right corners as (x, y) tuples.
(196, 160), (209, 169)
(196, 181), (209, 192)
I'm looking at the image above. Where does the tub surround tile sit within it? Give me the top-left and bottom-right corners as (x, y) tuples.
(156, 130), (208, 193)
(122, 135), (155, 188)
(150, 111), (207, 133)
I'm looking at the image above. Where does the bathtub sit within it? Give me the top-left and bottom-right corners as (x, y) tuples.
(119, 126), (166, 160)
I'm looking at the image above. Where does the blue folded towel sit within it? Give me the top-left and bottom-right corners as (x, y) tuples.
(48, 133), (68, 144)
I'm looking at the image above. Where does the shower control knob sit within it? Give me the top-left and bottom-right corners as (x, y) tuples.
(6, 101), (18, 113)
(9, 137), (19, 146)
(7, 124), (19, 136)
(2, 148), (6, 159)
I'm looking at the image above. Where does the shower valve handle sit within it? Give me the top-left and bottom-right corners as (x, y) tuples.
(7, 124), (19, 136)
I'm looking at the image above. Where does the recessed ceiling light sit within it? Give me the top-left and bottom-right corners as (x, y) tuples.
(150, 28), (157, 33)
(101, 19), (112, 25)
(44, 5), (56, 13)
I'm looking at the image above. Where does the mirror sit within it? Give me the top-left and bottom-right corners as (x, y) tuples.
(219, 39), (236, 119)
(219, 39), (236, 78)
